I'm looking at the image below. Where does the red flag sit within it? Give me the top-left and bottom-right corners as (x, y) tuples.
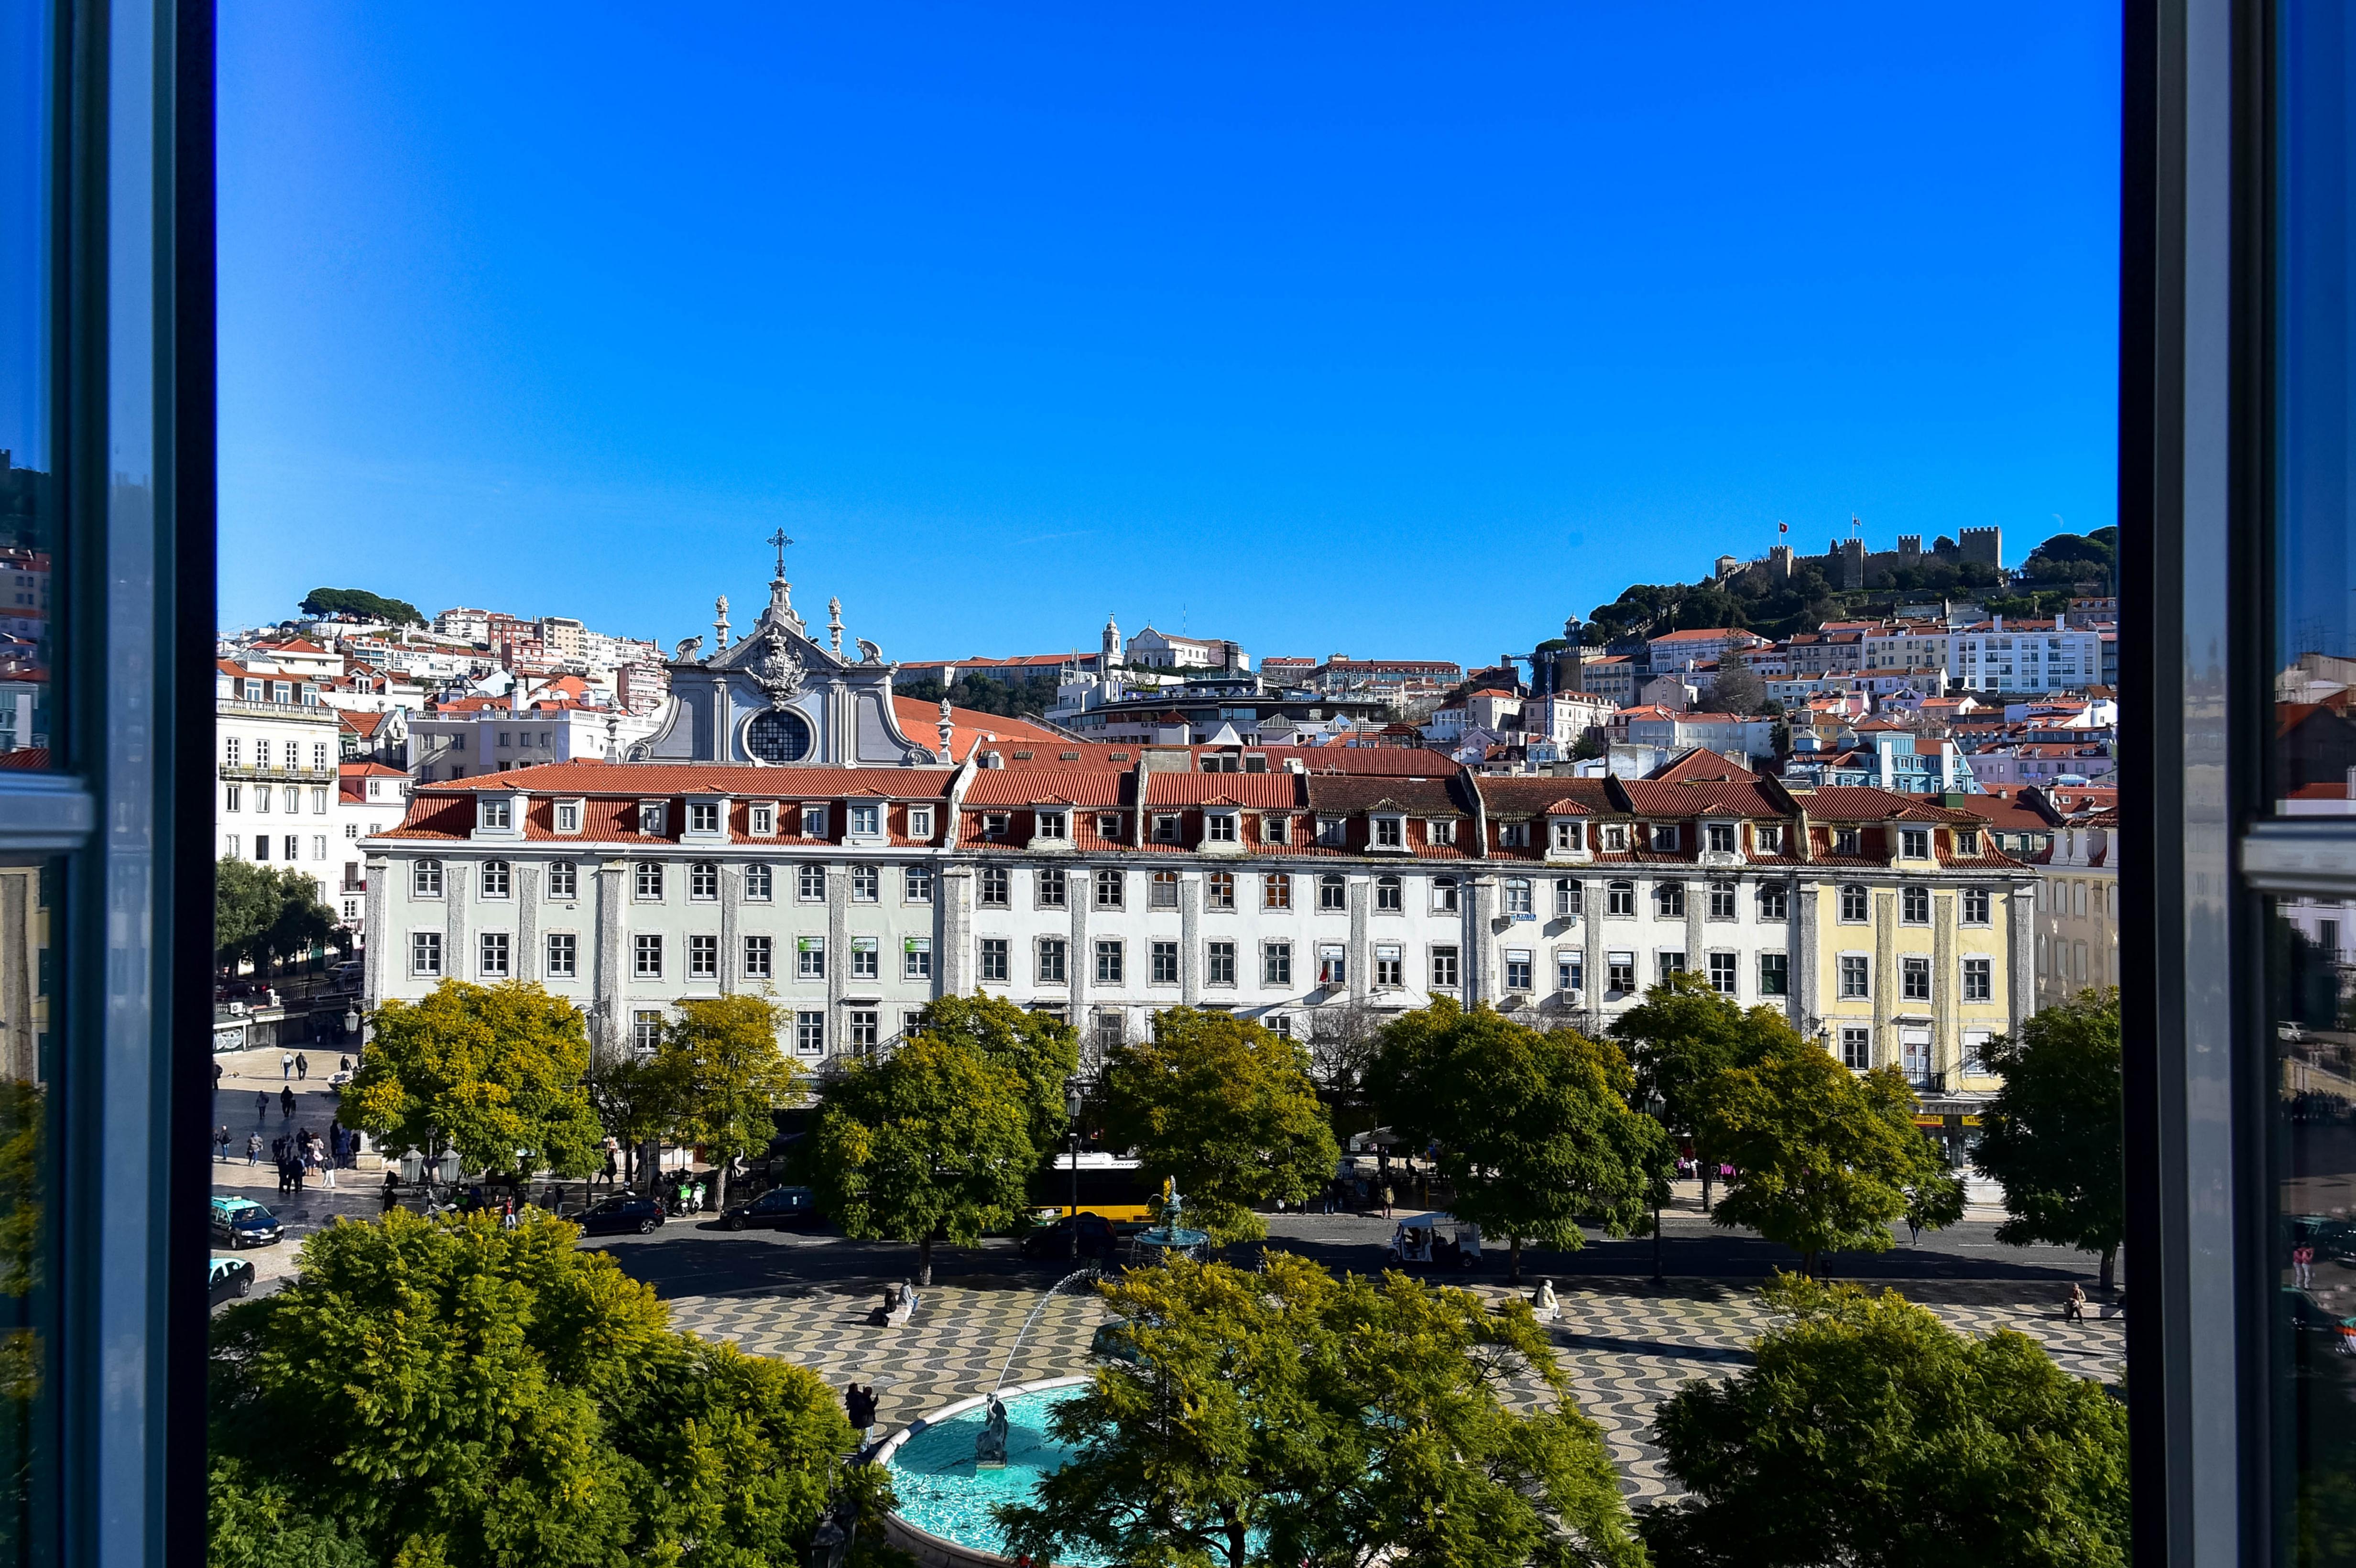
(1778, 522), (1788, 534)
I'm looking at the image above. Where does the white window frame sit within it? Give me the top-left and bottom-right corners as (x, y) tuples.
(411, 930), (442, 977)
(480, 933), (513, 978)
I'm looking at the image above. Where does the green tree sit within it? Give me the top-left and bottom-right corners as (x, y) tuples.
(299, 586), (426, 625)
(1710, 663), (1768, 716)
(809, 1032), (1037, 1285)
(1369, 1000), (1667, 1283)
(653, 994), (803, 1210)
(905, 992), (1080, 1151)
(584, 1038), (677, 1189)
(347, 980), (604, 1179)
(1697, 1038), (1960, 1274)
(215, 859), (345, 976)
(1641, 1275), (2128, 1568)
(996, 1253), (1642, 1568)
(209, 1209), (875, 1568)
(1102, 1007), (1338, 1244)
(1973, 987), (2125, 1290)
(1613, 973), (1781, 1209)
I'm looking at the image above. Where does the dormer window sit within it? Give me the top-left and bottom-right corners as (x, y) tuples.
(1153, 814), (1182, 844)
(1429, 818), (1456, 846)
(1264, 814), (1290, 844)
(1754, 823), (1783, 853)
(1705, 823), (1736, 853)
(849, 804), (882, 836)
(554, 800), (581, 835)
(1550, 820), (1582, 851)
(1316, 816), (1348, 847)
(1206, 812), (1239, 843)
(800, 804), (828, 837)
(637, 801), (667, 835)
(1600, 823), (1628, 852)
(1037, 810), (1069, 840)
(1900, 828), (1931, 859)
(1497, 822), (1530, 849)
(1096, 813), (1123, 839)
(1372, 816), (1404, 849)
(1955, 828), (1979, 855)
(688, 801), (720, 834)
(1834, 827), (1862, 856)
(1650, 823), (1680, 852)
(478, 799), (513, 831)
(749, 803), (776, 836)
(909, 806), (934, 838)
(983, 812), (1011, 838)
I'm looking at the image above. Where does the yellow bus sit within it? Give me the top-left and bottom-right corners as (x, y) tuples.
(1030, 1153), (1154, 1223)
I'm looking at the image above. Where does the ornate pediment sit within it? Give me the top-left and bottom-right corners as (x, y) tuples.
(752, 627), (806, 709)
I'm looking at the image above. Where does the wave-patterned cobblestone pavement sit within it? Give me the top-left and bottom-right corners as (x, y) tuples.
(663, 1271), (2124, 1503)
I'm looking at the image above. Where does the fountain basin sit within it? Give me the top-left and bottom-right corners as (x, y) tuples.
(877, 1377), (1100, 1568)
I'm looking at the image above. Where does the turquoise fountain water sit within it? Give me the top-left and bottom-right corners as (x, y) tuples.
(883, 1383), (1105, 1566)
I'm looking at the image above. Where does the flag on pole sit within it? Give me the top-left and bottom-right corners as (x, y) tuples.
(1778, 521), (1788, 534)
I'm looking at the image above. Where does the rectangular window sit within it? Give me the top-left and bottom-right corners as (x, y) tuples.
(689, 861), (719, 900)
(1657, 951), (1686, 984)
(1430, 946), (1459, 988)
(1208, 940), (1237, 986)
(1151, 871), (1180, 909)
(743, 863), (771, 901)
(1096, 812), (1123, 839)
(1035, 809), (1067, 840)
(412, 931), (442, 977)
(1095, 869), (1124, 909)
(1657, 882), (1686, 918)
(1320, 874), (1349, 912)
(1608, 951), (1636, 993)
(1263, 813), (1290, 843)
(546, 933), (577, 978)
(1758, 952), (1789, 996)
(1708, 882), (1737, 920)
(1375, 944), (1404, 989)
(1758, 884), (1788, 921)
(1551, 819), (1582, 851)
(687, 934), (718, 979)
(849, 804), (881, 835)
(1554, 878), (1582, 918)
(638, 801), (666, 835)
(634, 934), (664, 977)
(1902, 956), (1932, 1002)
(744, 935), (773, 980)
(1840, 885), (1869, 922)
(1152, 814), (1182, 843)
(1265, 873), (1292, 910)
(1207, 870), (1235, 909)
(980, 866), (1010, 906)
(909, 806), (933, 838)
(1834, 827), (1862, 856)
(1706, 823), (1736, 853)
(1150, 941), (1180, 984)
(1433, 877), (1460, 913)
(1317, 945), (1348, 987)
(1962, 886), (1991, 924)
(1372, 816), (1403, 848)
(1651, 823), (1680, 852)
(1840, 955), (1870, 999)
(1960, 1028), (1992, 1076)
(798, 863), (825, 901)
(1504, 879), (1532, 916)
(1755, 823), (1784, 854)
(798, 937), (826, 979)
(635, 1011), (665, 1052)
(851, 937), (879, 980)
(983, 812), (1011, 838)
(1707, 951), (1737, 995)
(1504, 949), (1533, 991)
(979, 937), (1010, 982)
(1096, 939), (1124, 984)
(311, 787), (327, 815)
(688, 801), (720, 833)
(796, 1011), (825, 1056)
(905, 937), (933, 980)
(1900, 828), (1931, 859)
(1317, 815), (1348, 847)
(1902, 885), (1931, 924)
(1962, 956), (1993, 1002)
(1207, 812), (1239, 843)
(1037, 866), (1067, 908)
(1840, 1027), (1871, 1071)
(1557, 950), (1583, 993)
(312, 835), (327, 860)
(904, 865), (933, 904)
(1037, 937), (1069, 984)
(480, 799), (511, 830)
(1265, 941), (1294, 986)
(851, 864), (879, 902)
(749, 803), (775, 835)
(801, 804), (828, 837)
(635, 861), (664, 900)
(850, 1010), (879, 1053)
(224, 783), (240, 812)
(1429, 817), (1457, 845)
(1096, 1010), (1124, 1054)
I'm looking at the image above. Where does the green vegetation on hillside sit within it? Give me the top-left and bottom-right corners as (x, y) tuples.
(897, 669), (1062, 719)
(299, 587), (426, 626)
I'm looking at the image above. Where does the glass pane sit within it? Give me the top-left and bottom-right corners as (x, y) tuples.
(0, 0), (55, 768)
(2276, 1), (2356, 807)
(0, 858), (56, 1567)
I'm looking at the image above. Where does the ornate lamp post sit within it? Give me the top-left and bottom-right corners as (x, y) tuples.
(1646, 1090), (1668, 1287)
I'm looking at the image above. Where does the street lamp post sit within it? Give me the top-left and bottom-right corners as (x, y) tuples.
(1064, 1080), (1085, 1261)
(1646, 1091), (1667, 1287)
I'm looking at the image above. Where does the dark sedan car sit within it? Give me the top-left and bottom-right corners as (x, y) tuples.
(576, 1195), (667, 1237)
(719, 1185), (821, 1232)
(1019, 1211), (1119, 1262)
(208, 1196), (283, 1249)
(207, 1256), (255, 1306)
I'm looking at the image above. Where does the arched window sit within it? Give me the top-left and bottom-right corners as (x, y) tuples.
(1151, 870), (1180, 909)
(1375, 874), (1402, 912)
(689, 861), (720, 900)
(481, 860), (511, 898)
(1503, 878), (1533, 916)
(1840, 883), (1870, 923)
(413, 859), (443, 897)
(1606, 880), (1636, 916)
(1319, 873), (1347, 911)
(1656, 881), (1686, 918)
(548, 860), (577, 899)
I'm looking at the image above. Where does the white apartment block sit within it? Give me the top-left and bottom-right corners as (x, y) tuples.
(216, 661), (343, 885)
(407, 704), (660, 782)
(1947, 619), (2103, 694)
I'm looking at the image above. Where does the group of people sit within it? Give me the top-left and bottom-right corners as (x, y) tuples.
(219, 1122), (353, 1195)
(660, 1170), (710, 1216)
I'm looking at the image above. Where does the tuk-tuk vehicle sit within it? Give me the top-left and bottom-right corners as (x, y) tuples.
(1385, 1212), (1482, 1270)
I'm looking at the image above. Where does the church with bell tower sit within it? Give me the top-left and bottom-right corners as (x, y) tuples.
(633, 534), (950, 768)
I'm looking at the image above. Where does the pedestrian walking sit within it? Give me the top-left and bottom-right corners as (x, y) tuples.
(246, 1131), (262, 1165)
(338, 1054), (350, 1075)
(600, 1146), (618, 1188)
(214, 1125), (230, 1163)
(253, 1090), (267, 1125)
(294, 1052), (308, 1082)
(2063, 1283), (2086, 1322)
(500, 1198), (518, 1230)
(281, 1052), (293, 1081)
(844, 1382), (878, 1445)
(279, 1085), (295, 1119)
(1380, 1181), (1395, 1220)
(381, 1170), (400, 1214)
(211, 1060), (223, 1094)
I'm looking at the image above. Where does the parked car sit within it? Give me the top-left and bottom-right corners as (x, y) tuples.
(718, 1184), (821, 1232)
(1019, 1211), (1120, 1262)
(2283, 1285), (2356, 1342)
(576, 1195), (667, 1237)
(327, 960), (362, 991)
(208, 1195), (283, 1249)
(207, 1255), (256, 1305)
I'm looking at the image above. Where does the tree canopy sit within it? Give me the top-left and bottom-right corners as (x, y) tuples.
(347, 980), (604, 1178)
(208, 1209), (875, 1568)
(1973, 987), (2125, 1289)
(894, 669), (1061, 719)
(1611, 974), (1784, 1204)
(808, 1031), (1039, 1284)
(215, 858), (342, 971)
(1696, 1030), (1959, 1273)
(996, 1253), (1643, 1568)
(1641, 1275), (2128, 1568)
(905, 992), (1080, 1152)
(298, 586), (426, 625)
(652, 994), (803, 1209)
(1102, 1007), (1338, 1243)
(1369, 1000), (1667, 1281)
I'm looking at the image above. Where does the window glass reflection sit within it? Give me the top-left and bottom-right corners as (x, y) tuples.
(0, 0), (52, 768)
(0, 859), (54, 1567)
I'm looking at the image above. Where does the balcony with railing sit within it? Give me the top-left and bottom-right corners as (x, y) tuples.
(218, 762), (336, 784)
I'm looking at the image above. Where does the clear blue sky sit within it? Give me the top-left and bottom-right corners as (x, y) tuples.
(219, 4), (2120, 667)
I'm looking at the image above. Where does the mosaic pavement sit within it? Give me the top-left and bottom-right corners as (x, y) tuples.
(663, 1269), (2126, 1503)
